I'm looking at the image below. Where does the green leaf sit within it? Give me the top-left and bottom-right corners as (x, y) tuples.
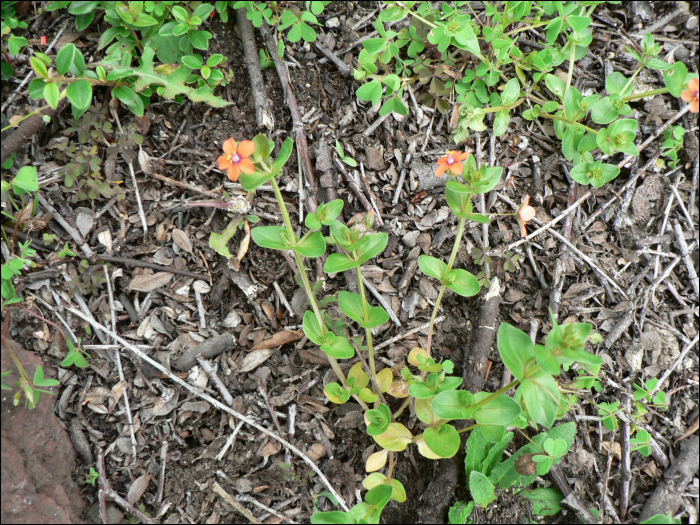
(294, 232), (326, 258)
(449, 501), (475, 525)
(590, 96), (619, 124)
(534, 344), (560, 375)
(209, 220), (237, 257)
(30, 56), (49, 79)
(271, 137), (294, 174)
(356, 80), (383, 106)
(338, 291), (365, 324)
(469, 471), (496, 508)
(521, 487), (563, 516)
(355, 232), (388, 264)
(373, 423), (413, 451)
(33, 365), (60, 387)
(418, 255), (447, 281)
(67, 79), (92, 119)
(480, 430), (514, 474)
(493, 110), (510, 136)
(465, 426), (490, 477)
(567, 16), (591, 33)
(44, 82), (60, 109)
(662, 62), (688, 97)
(240, 171), (276, 191)
(251, 226), (292, 251)
(501, 78), (520, 106)
(324, 253), (359, 273)
(310, 511), (355, 524)
(472, 394), (521, 426)
(518, 370), (561, 428)
(432, 390), (473, 420)
(321, 333), (355, 359)
(497, 323), (534, 381)
(480, 424), (507, 444)
(131, 44), (229, 107)
(544, 73), (566, 100)
(363, 306), (389, 328)
(424, 424), (460, 458)
(303, 310), (324, 345)
(366, 403), (391, 436)
(445, 269), (480, 297)
(56, 43), (85, 76)
(13, 166), (39, 193)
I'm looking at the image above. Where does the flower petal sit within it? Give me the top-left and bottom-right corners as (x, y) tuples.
(238, 158), (256, 174)
(521, 221), (527, 238)
(448, 162), (463, 175)
(218, 154), (231, 170)
(237, 140), (255, 158)
(519, 206), (536, 222)
(223, 138), (236, 155)
(227, 164), (241, 181)
(436, 156), (448, 166)
(455, 151), (470, 161)
(681, 89), (695, 102)
(689, 77), (699, 91)
(435, 163), (449, 177)
(691, 99), (699, 113)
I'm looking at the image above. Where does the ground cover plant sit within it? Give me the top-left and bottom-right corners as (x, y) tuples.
(1, 1), (698, 524)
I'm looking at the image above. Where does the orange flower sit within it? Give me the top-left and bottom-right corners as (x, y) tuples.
(680, 77), (699, 113)
(518, 195), (536, 238)
(218, 138), (256, 181)
(436, 150), (470, 177)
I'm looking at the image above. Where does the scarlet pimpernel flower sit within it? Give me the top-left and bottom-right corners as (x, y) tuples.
(518, 195), (536, 238)
(436, 150), (470, 177)
(218, 138), (256, 181)
(680, 78), (699, 113)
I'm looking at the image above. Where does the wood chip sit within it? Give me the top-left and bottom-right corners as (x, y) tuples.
(172, 228), (193, 255)
(129, 272), (173, 292)
(250, 330), (303, 351)
(239, 348), (273, 373)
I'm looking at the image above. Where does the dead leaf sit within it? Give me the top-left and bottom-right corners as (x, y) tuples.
(306, 443), (327, 461)
(250, 330), (304, 351)
(193, 280), (211, 293)
(601, 441), (622, 460)
(76, 208), (94, 238)
(97, 230), (113, 252)
(127, 473), (151, 505)
(172, 229), (193, 255)
(239, 348), (273, 372)
(336, 411), (365, 429)
(153, 387), (179, 416)
(258, 440), (281, 457)
(236, 218), (251, 265)
(138, 145), (152, 174)
(129, 272), (173, 292)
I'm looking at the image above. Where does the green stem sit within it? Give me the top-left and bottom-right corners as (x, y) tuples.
(0, 104), (52, 133)
(396, 1), (438, 28)
(457, 423), (480, 434)
(621, 65), (644, 96)
(566, 42), (576, 92)
(355, 266), (376, 378)
(622, 86), (668, 102)
(483, 97), (526, 114)
(538, 112), (598, 134)
(426, 216), (466, 357)
(269, 178), (358, 404)
(504, 19), (550, 37)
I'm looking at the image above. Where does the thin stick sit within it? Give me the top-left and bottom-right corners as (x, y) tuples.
(361, 275), (400, 327)
(374, 316), (444, 351)
(37, 193), (94, 257)
(149, 172), (221, 199)
(359, 162), (384, 227)
(156, 440), (168, 508)
(213, 482), (262, 524)
(619, 396), (632, 521)
(63, 306), (350, 512)
(237, 494), (299, 524)
(335, 157), (375, 217)
(648, 335), (699, 398)
(217, 420), (245, 461)
(196, 356), (234, 407)
(494, 192), (591, 256)
(93, 254), (210, 282)
(126, 161), (148, 235)
(673, 219), (699, 296)
(314, 42), (352, 77)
